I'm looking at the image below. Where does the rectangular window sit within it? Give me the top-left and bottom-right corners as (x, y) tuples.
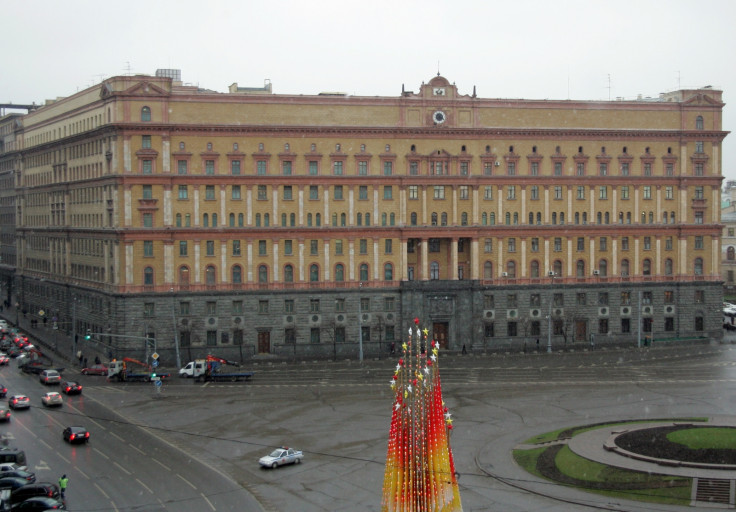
(598, 292), (609, 306)
(206, 240), (215, 256)
(384, 297), (395, 311)
(231, 160), (241, 175)
(205, 185), (215, 200)
(577, 293), (586, 306)
(621, 186), (629, 200)
(484, 238), (492, 253)
(142, 135), (152, 149)
(143, 302), (155, 316)
(531, 237), (539, 252)
(577, 237), (585, 251)
(666, 163), (674, 176)
(179, 302), (190, 316)
(310, 239), (318, 255)
(554, 237), (562, 251)
(257, 185), (267, 200)
(283, 186), (293, 200)
(434, 186), (445, 199)
(507, 185), (516, 200)
(644, 237), (651, 250)
(484, 294), (495, 309)
(179, 241), (187, 256)
(484, 186), (493, 200)
(335, 240), (343, 255)
(597, 186), (607, 199)
(309, 185), (319, 200)
(665, 186), (673, 199)
(530, 185), (539, 200)
(695, 163), (704, 176)
(600, 237), (607, 251)
(554, 162), (562, 176)
(408, 185), (418, 200)
(142, 159), (152, 174)
(284, 299), (294, 313)
(258, 240), (266, 256)
(310, 328), (321, 343)
(282, 161), (292, 175)
(233, 300), (244, 314)
(232, 185), (241, 200)
(310, 299), (320, 313)
(460, 162), (469, 175)
(694, 290), (704, 303)
(576, 186), (585, 199)
(177, 185), (188, 199)
(599, 162), (607, 176)
(621, 237), (629, 250)
(531, 161), (539, 176)
(284, 328), (295, 344)
(507, 238), (516, 252)
(665, 237), (673, 250)
(459, 186), (469, 200)
(553, 186), (562, 199)
(335, 298), (345, 312)
(143, 240), (153, 257)
(334, 186), (343, 200)
(644, 163), (652, 176)
(257, 160), (267, 175)
(695, 186), (704, 199)
(177, 160), (188, 175)
(410, 161), (419, 175)
(385, 239), (393, 254)
(205, 160), (215, 175)
(284, 239), (293, 255)
(695, 211), (704, 224)
(383, 161), (393, 176)
(695, 236), (703, 249)
(142, 184), (153, 199)
(576, 162), (585, 176)
(206, 301), (217, 315)
(359, 186), (368, 200)
(359, 239), (367, 254)
(384, 186), (393, 200)
(621, 162), (630, 176)
(309, 161), (318, 175)
(143, 213), (153, 227)
(643, 186), (651, 199)
(507, 294), (518, 308)
(484, 162), (493, 176)
(507, 162), (516, 176)
(358, 161), (368, 175)
(258, 300), (269, 314)
(333, 161), (344, 175)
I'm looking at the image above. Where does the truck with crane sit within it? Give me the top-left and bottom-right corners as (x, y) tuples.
(107, 357), (170, 382)
(179, 355), (253, 382)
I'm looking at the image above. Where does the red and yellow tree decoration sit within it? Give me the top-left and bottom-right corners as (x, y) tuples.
(381, 318), (462, 511)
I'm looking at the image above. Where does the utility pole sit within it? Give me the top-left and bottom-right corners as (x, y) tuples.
(358, 283), (364, 362)
(171, 289), (181, 369)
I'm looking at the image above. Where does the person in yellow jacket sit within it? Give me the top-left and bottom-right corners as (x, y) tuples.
(58, 474), (68, 499)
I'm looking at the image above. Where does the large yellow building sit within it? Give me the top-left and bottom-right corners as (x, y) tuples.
(0, 71), (727, 361)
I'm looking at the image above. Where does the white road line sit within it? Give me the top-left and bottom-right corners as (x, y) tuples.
(75, 467), (90, 480)
(151, 457), (170, 471)
(93, 482), (110, 499)
(113, 461), (131, 475)
(110, 432), (125, 442)
(128, 443), (146, 455)
(177, 473), (196, 489)
(136, 477), (153, 494)
(93, 447), (109, 460)
(201, 492), (216, 511)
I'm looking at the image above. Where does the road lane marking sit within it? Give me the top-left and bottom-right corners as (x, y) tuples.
(113, 461), (131, 475)
(93, 447), (109, 459)
(177, 473), (196, 489)
(201, 492), (216, 511)
(75, 467), (90, 480)
(94, 482), (110, 499)
(110, 432), (125, 442)
(136, 477), (153, 494)
(127, 443), (146, 455)
(151, 457), (170, 471)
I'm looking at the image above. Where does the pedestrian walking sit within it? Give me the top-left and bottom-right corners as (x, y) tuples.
(83, 357), (88, 369)
(76, 350), (83, 366)
(94, 355), (101, 365)
(58, 474), (68, 499)
(462, 344), (467, 355)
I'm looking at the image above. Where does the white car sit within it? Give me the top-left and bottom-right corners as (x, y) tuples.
(258, 447), (303, 469)
(41, 392), (63, 407)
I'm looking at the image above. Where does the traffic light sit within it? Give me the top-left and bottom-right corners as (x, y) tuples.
(85, 329), (91, 340)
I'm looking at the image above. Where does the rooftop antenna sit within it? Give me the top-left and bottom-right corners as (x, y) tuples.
(437, 60), (440, 76)
(607, 74), (611, 101)
(125, 61), (132, 76)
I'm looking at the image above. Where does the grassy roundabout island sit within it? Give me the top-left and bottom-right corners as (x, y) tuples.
(513, 418), (736, 506)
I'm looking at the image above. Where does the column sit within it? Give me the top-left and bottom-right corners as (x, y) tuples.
(450, 238), (458, 280)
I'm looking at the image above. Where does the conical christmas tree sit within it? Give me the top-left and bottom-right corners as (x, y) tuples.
(381, 318), (462, 511)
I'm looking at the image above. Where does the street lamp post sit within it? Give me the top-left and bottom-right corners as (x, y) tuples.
(358, 283), (364, 363)
(171, 288), (181, 369)
(547, 273), (556, 353)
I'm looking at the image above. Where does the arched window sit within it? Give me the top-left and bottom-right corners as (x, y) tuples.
(643, 258), (652, 276)
(582, 212), (587, 224)
(384, 263), (393, 281)
(238, 213), (244, 227)
(340, 213), (346, 226)
(576, 260), (585, 277)
(284, 264), (294, 282)
(175, 213), (182, 227)
(315, 213), (321, 226)
(203, 213), (209, 227)
(505, 212), (511, 225)
(360, 263), (369, 281)
(382, 213), (387, 226)
(552, 212), (557, 224)
(729, 247), (736, 261)
(144, 266), (154, 285)
(696, 115), (704, 130)
(335, 264), (344, 282)
(365, 213), (371, 226)
(283, 213), (288, 227)
(506, 261), (516, 278)
(670, 212), (675, 223)
(212, 213), (218, 226)
(575, 212), (580, 225)
(141, 106), (151, 122)
(530, 260), (540, 278)
(232, 265), (242, 284)
(310, 264), (319, 282)
(560, 212), (565, 224)
(255, 213), (261, 227)
(357, 213), (362, 226)
(490, 212), (496, 225)
(553, 260), (562, 277)
(258, 265), (268, 283)
(430, 262), (440, 280)
(529, 212), (534, 225)
(665, 258), (673, 275)
(179, 266), (190, 285)
(461, 212), (468, 226)
(621, 259), (630, 276)
(598, 260), (608, 277)
(264, 213), (270, 227)
(597, 212), (602, 224)
(618, 212), (623, 224)
(307, 213), (312, 227)
(513, 212), (518, 225)
(482, 212), (487, 225)
(229, 213), (235, 227)
(536, 212), (541, 225)
(483, 261), (493, 279)
(648, 212), (653, 224)
(662, 211), (668, 224)
(431, 212), (438, 226)
(441, 213), (447, 226)
(332, 213), (338, 226)
(694, 257), (704, 275)
(390, 213), (395, 226)
(411, 212), (417, 226)
(205, 265), (216, 285)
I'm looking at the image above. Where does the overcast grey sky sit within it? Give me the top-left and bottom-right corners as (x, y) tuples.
(5, 0), (735, 182)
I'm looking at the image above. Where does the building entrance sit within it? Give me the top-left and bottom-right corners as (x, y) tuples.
(257, 331), (271, 354)
(432, 322), (449, 349)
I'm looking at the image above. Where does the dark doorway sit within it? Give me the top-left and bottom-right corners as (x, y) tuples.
(433, 322), (449, 349)
(257, 331), (271, 354)
(575, 320), (587, 343)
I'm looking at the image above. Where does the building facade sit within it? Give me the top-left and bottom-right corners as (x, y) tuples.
(0, 72), (727, 361)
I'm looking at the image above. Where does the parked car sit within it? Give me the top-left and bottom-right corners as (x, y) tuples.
(9, 482), (60, 505)
(0, 477), (30, 491)
(80, 364), (107, 376)
(0, 469), (35, 484)
(60, 382), (82, 395)
(0, 354), (9, 366)
(11, 496), (66, 510)
(40, 392), (62, 407)
(62, 426), (89, 444)
(258, 447), (303, 468)
(0, 385), (7, 398)
(7, 396), (29, 410)
(0, 407), (10, 422)
(39, 370), (61, 385)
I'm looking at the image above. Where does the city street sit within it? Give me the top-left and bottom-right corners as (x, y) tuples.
(74, 341), (736, 511)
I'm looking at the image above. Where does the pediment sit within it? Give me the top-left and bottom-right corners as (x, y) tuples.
(123, 81), (169, 96)
(681, 93), (719, 106)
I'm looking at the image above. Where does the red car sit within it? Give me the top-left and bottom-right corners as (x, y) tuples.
(0, 385), (6, 398)
(61, 381), (82, 395)
(81, 364), (108, 376)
